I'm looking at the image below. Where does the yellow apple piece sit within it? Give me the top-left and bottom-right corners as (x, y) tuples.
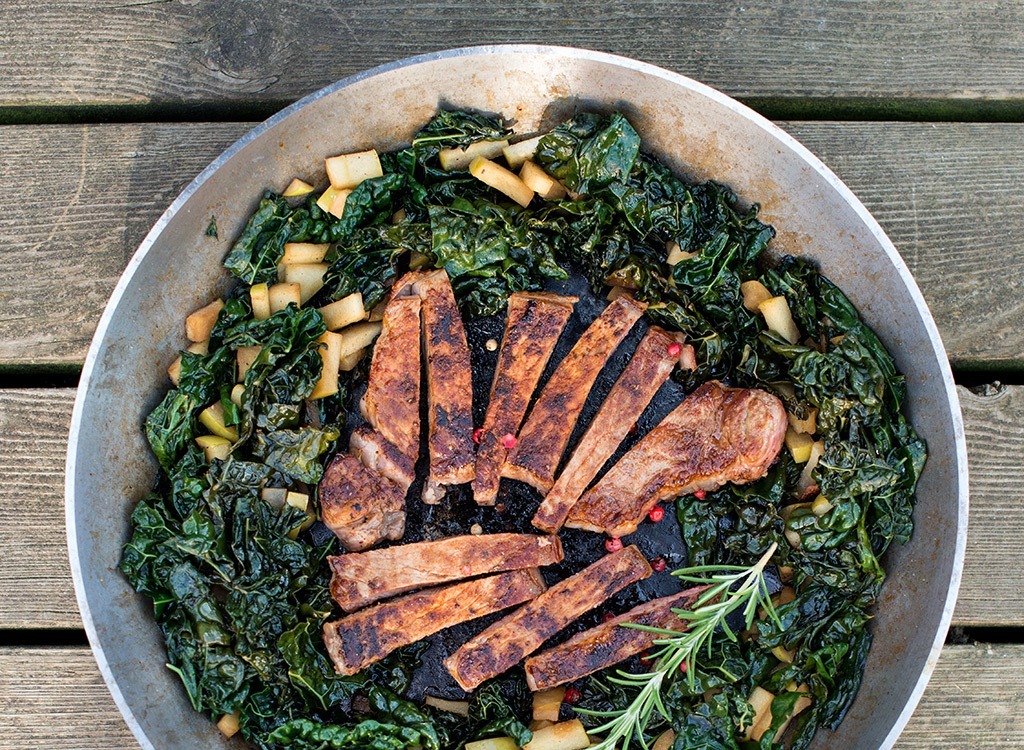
(269, 282), (302, 313)
(281, 242), (329, 264)
(317, 185), (341, 214)
(785, 428), (815, 463)
(667, 240), (698, 266)
(319, 293), (366, 331)
(281, 262), (328, 304)
(338, 348), (366, 372)
(199, 402), (239, 442)
(250, 282), (271, 321)
(216, 712), (241, 738)
(775, 683), (813, 738)
(236, 346), (262, 383)
(286, 491), (309, 512)
(787, 406), (818, 435)
(282, 178), (315, 198)
(339, 321), (383, 359)
(439, 139), (510, 171)
(325, 149), (383, 189)
(741, 280), (774, 312)
(185, 299), (224, 342)
(423, 696), (470, 716)
(465, 739), (517, 750)
(758, 295), (801, 344)
(328, 188), (353, 219)
(743, 686), (776, 741)
(532, 686), (565, 722)
(196, 435), (232, 463)
(522, 719), (590, 750)
(795, 439), (825, 496)
(469, 156), (534, 208)
(502, 135), (544, 169)
(811, 494), (834, 516)
(310, 331), (343, 399)
(519, 160), (567, 201)
(261, 487), (288, 508)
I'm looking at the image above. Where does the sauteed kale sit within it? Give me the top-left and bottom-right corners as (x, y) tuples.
(121, 110), (925, 749)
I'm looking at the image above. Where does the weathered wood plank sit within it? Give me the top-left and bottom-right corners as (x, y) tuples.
(1, 121), (1023, 368)
(0, 384), (1017, 629)
(0, 643), (1018, 748)
(2, 1), (1024, 111)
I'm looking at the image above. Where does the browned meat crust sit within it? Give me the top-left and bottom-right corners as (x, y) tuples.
(359, 294), (422, 469)
(566, 381), (787, 538)
(501, 295), (647, 493)
(533, 326), (679, 532)
(323, 569), (547, 676)
(415, 270), (475, 503)
(319, 453), (406, 552)
(328, 533), (564, 612)
(444, 545), (652, 691)
(523, 586), (708, 690)
(472, 292), (577, 506)
(349, 427), (416, 492)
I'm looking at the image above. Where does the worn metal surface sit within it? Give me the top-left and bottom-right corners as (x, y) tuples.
(65, 46), (968, 750)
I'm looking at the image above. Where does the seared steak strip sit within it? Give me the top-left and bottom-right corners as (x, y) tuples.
(415, 270), (476, 503)
(328, 533), (564, 612)
(319, 453), (406, 552)
(473, 292), (577, 506)
(349, 427), (415, 492)
(444, 545), (652, 691)
(323, 569), (546, 676)
(566, 381), (787, 538)
(523, 586), (708, 690)
(533, 326), (680, 532)
(357, 294), (422, 489)
(501, 295), (647, 493)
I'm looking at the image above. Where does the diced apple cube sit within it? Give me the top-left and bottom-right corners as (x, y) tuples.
(185, 299), (224, 343)
(439, 139), (510, 171)
(325, 149), (383, 189)
(532, 686), (565, 722)
(282, 262), (328, 304)
(465, 739), (517, 750)
(281, 242), (329, 264)
(167, 355), (183, 386)
(787, 406), (818, 435)
(338, 348), (366, 372)
(261, 487), (288, 508)
(811, 494), (834, 516)
(469, 156), (534, 208)
(196, 435), (232, 463)
(519, 160), (567, 200)
(328, 188), (353, 219)
(317, 186), (341, 214)
(286, 491), (309, 512)
(666, 240), (698, 266)
(269, 282), (302, 313)
(743, 687), (776, 741)
(216, 712), (241, 738)
(502, 135), (544, 169)
(310, 331), (344, 399)
(785, 428), (815, 463)
(741, 280), (774, 312)
(339, 321), (383, 359)
(282, 178), (315, 198)
(758, 295), (801, 344)
(423, 695), (470, 716)
(522, 719), (590, 750)
(319, 293), (366, 331)
(229, 384), (245, 407)
(236, 346), (261, 383)
(250, 282), (271, 321)
(199, 402), (239, 442)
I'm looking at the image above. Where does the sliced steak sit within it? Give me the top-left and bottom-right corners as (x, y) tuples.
(501, 295), (646, 493)
(566, 381), (787, 537)
(358, 294), (422, 477)
(319, 453), (406, 552)
(523, 586), (708, 690)
(323, 569), (547, 676)
(349, 427), (415, 492)
(328, 533), (564, 612)
(473, 291), (577, 506)
(533, 326), (680, 532)
(444, 545), (652, 691)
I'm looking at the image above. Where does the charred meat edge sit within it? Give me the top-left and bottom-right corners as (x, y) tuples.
(473, 291), (577, 506)
(523, 585), (708, 690)
(328, 533), (564, 612)
(444, 545), (652, 692)
(566, 381), (788, 537)
(318, 453), (406, 552)
(533, 326), (680, 532)
(501, 294), (647, 493)
(323, 569), (546, 676)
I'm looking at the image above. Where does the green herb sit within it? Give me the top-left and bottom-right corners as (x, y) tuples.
(579, 544), (779, 750)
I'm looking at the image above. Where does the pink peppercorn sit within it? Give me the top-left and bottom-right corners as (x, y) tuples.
(694, 489), (707, 499)
(564, 687), (582, 704)
(651, 557), (667, 572)
(648, 505), (665, 522)
(605, 537), (623, 553)
(472, 428), (484, 444)
(501, 433), (517, 450)
(667, 342), (682, 357)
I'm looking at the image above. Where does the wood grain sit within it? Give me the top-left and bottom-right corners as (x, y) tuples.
(2, 121), (1023, 368)
(0, 384), (1018, 629)
(1, 1), (1024, 111)
(0, 643), (1018, 748)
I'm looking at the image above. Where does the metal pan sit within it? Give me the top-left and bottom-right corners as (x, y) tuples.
(65, 45), (968, 749)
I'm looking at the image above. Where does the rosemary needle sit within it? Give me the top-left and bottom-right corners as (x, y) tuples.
(578, 543), (781, 750)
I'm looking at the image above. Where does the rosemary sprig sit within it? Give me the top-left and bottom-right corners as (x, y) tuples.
(578, 543), (781, 750)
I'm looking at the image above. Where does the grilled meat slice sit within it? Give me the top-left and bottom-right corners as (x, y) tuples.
(444, 545), (652, 692)
(472, 292), (577, 506)
(319, 453), (405, 552)
(359, 294), (422, 470)
(328, 533), (564, 612)
(349, 427), (415, 492)
(566, 381), (787, 537)
(501, 294), (646, 493)
(323, 569), (547, 676)
(414, 270), (475, 503)
(533, 326), (680, 532)
(523, 586), (707, 690)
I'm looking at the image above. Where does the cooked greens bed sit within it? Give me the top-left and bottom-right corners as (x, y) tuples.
(121, 110), (925, 749)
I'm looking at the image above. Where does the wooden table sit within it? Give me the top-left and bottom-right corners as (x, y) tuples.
(2, 2), (1022, 747)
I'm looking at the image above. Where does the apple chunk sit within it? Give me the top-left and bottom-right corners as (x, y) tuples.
(518, 160), (566, 201)
(282, 178), (314, 198)
(439, 139), (509, 171)
(309, 331), (343, 399)
(469, 156), (534, 208)
(325, 149), (383, 189)
(281, 242), (329, 264)
(281, 262), (328, 304)
(185, 299), (224, 342)
(319, 293), (366, 331)
(502, 135), (544, 169)
(269, 282), (302, 313)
